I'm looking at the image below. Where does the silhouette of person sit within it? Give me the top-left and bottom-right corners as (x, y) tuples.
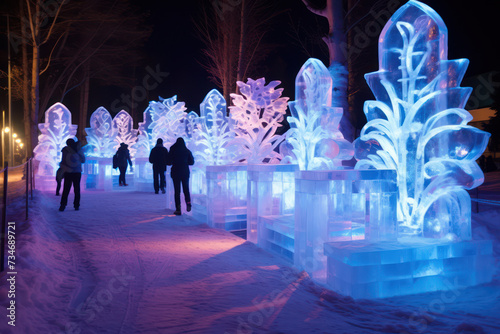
(55, 163), (64, 196)
(59, 138), (85, 211)
(149, 138), (169, 194)
(115, 143), (133, 186)
(167, 137), (194, 215)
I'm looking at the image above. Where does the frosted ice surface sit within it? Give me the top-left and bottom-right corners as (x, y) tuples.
(85, 107), (115, 157)
(111, 110), (138, 156)
(283, 58), (353, 170)
(34, 103), (78, 176)
(354, 0), (490, 240)
(229, 78), (289, 164)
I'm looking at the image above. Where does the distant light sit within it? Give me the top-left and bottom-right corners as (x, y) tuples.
(15, 139), (20, 143)
(12, 133), (17, 138)
(4, 127), (9, 133)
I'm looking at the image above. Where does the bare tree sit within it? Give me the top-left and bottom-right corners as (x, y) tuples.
(195, 0), (283, 107)
(2, 0), (150, 153)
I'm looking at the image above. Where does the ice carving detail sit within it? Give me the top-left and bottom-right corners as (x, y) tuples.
(229, 78), (289, 164)
(283, 58), (353, 170)
(34, 103), (78, 176)
(354, 0), (490, 240)
(84, 107), (115, 157)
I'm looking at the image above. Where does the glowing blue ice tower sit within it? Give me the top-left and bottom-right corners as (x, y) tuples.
(34, 103), (78, 190)
(324, 0), (493, 298)
(185, 89), (235, 220)
(83, 107), (116, 191)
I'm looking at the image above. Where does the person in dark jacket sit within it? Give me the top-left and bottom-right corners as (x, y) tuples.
(149, 138), (169, 194)
(167, 137), (194, 215)
(116, 143), (133, 186)
(59, 138), (86, 211)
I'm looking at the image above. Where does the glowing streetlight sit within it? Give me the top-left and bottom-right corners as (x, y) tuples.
(15, 138), (20, 144)
(12, 133), (17, 138)
(4, 127), (9, 133)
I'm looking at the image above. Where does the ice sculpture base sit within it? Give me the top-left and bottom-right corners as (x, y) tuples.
(206, 165), (247, 231)
(258, 214), (295, 262)
(247, 164), (298, 243)
(294, 169), (398, 284)
(324, 238), (494, 299)
(84, 158), (113, 191)
(134, 158), (153, 192)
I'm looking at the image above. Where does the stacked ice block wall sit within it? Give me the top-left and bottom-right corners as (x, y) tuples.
(206, 165), (248, 231)
(295, 169), (398, 283)
(247, 164), (298, 245)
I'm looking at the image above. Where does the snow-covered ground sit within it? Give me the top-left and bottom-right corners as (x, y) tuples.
(0, 172), (499, 334)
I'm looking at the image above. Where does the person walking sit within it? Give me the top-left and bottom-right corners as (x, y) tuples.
(149, 138), (169, 194)
(167, 137), (194, 215)
(59, 138), (86, 211)
(115, 143), (133, 186)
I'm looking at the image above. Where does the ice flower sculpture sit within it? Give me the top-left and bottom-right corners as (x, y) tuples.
(354, 0), (490, 240)
(135, 96), (187, 157)
(111, 110), (138, 155)
(282, 58), (353, 170)
(229, 78), (289, 164)
(84, 107), (116, 157)
(187, 89), (236, 166)
(34, 103), (78, 176)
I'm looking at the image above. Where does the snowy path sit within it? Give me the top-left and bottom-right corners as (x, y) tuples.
(1, 187), (499, 334)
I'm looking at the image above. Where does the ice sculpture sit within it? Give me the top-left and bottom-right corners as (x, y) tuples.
(187, 89), (236, 166)
(282, 58), (353, 169)
(84, 107), (115, 157)
(321, 0), (494, 299)
(354, 0), (490, 240)
(229, 78), (289, 163)
(111, 110), (138, 155)
(136, 96), (187, 158)
(34, 103), (78, 176)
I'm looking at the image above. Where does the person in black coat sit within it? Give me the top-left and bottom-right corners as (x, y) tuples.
(167, 137), (194, 215)
(149, 138), (169, 194)
(116, 143), (133, 186)
(59, 138), (86, 211)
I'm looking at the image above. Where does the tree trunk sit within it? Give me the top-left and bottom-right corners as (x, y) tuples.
(20, 0), (32, 156)
(236, 0), (246, 91)
(30, 1), (41, 155)
(303, 0), (354, 143)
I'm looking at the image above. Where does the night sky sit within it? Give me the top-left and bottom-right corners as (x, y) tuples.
(0, 0), (499, 138)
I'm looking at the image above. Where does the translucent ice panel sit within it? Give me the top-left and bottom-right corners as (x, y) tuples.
(135, 96), (187, 158)
(85, 107), (115, 158)
(354, 0), (490, 240)
(186, 89), (236, 166)
(34, 103), (78, 176)
(283, 58), (353, 170)
(111, 110), (138, 155)
(229, 78), (289, 164)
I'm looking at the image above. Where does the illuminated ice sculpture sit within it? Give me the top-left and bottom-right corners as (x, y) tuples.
(84, 107), (115, 158)
(229, 78), (289, 164)
(34, 103), (78, 191)
(182, 89), (236, 218)
(281, 58), (353, 170)
(324, 0), (494, 298)
(135, 96), (187, 191)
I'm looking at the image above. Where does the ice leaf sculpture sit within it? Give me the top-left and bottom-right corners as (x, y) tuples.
(84, 107), (115, 157)
(229, 78), (289, 164)
(111, 110), (138, 155)
(283, 58), (353, 170)
(354, 0), (490, 240)
(136, 96), (187, 156)
(187, 89), (236, 166)
(34, 103), (78, 176)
